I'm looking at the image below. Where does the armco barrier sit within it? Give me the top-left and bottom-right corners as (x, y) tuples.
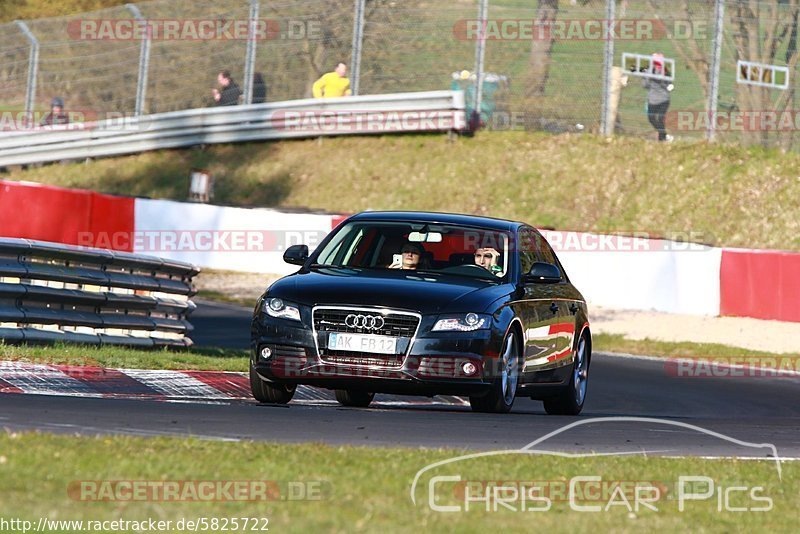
(0, 238), (198, 347)
(0, 91), (467, 167)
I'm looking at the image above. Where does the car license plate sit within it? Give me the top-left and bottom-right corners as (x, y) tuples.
(328, 332), (397, 354)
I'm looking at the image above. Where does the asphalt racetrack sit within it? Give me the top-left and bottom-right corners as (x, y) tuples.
(2, 299), (799, 458)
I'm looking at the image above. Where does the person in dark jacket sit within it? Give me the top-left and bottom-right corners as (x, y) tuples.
(252, 72), (267, 104)
(40, 96), (70, 126)
(212, 70), (242, 106)
(641, 53), (674, 142)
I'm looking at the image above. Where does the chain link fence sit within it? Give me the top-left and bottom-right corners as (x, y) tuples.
(0, 0), (798, 149)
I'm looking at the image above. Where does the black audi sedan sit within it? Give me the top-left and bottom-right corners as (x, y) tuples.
(250, 211), (591, 414)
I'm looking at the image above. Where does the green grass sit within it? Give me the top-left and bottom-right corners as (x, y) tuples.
(4, 131), (800, 251)
(594, 334), (799, 361)
(0, 432), (796, 532)
(0, 342), (248, 372)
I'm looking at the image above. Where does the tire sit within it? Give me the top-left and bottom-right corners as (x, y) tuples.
(469, 330), (520, 414)
(335, 389), (375, 407)
(543, 334), (590, 416)
(250, 364), (296, 404)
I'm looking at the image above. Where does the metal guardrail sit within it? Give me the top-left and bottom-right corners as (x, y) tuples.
(0, 91), (467, 167)
(0, 238), (199, 347)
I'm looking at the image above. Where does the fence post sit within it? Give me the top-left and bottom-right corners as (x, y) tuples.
(600, 0), (616, 137)
(243, 0), (260, 104)
(125, 4), (151, 116)
(14, 20), (38, 119)
(472, 0), (489, 128)
(706, 0), (725, 142)
(350, 0), (366, 95)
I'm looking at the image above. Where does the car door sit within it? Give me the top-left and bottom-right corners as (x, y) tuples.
(517, 227), (575, 382)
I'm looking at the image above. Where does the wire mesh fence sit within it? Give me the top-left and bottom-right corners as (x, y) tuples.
(0, 0), (798, 149)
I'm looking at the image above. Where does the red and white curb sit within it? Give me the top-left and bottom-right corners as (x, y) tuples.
(0, 361), (467, 407)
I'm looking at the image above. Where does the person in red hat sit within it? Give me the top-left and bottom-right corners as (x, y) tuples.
(641, 53), (674, 142)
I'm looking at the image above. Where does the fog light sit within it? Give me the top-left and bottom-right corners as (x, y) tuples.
(260, 346), (273, 360)
(462, 361), (478, 376)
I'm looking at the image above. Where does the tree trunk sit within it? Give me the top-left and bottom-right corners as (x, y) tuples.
(525, 0), (559, 98)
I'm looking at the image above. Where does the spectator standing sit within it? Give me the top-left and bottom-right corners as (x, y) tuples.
(312, 62), (352, 98)
(40, 96), (69, 126)
(212, 70), (242, 106)
(641, 53), (674, 142)
(252, 72), (267, 104)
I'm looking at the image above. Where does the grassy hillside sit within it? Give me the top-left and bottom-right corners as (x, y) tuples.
(0, 0), (125, 22)
(3, 132), (799, 251)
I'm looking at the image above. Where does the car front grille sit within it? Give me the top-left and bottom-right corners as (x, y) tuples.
(313, 307), (420, 367)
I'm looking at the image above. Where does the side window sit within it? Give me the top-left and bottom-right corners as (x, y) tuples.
(518, 229), (538, 274)
(532, 230), (563, 277)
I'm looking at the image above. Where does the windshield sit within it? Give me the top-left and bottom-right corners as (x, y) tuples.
(313, 221), (511, 281)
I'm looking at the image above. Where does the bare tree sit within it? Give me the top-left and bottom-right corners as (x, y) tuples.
(526, 0), (559, 97)
(729, 0), (800, 146)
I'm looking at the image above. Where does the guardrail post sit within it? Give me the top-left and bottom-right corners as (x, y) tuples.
(14, 20), (39, 119)
(706, 0), (725, 142)
(350, 0), (366, 96)
(243, 0), (260, 104)
(600, 0), (616, 137)
(472, 0), (488, 129)
(125, 4), (151, 116)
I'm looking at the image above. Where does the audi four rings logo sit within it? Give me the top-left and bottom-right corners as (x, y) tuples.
(345, 314), (385, 330)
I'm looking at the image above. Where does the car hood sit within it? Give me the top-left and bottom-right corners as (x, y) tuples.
(267, 267), (512, 314)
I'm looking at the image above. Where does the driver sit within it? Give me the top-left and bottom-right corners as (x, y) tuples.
(474, 247), (502, 275)
(388, 242), (426, 270)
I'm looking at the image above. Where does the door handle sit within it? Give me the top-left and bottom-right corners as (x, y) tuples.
(549, 302), (559, 314)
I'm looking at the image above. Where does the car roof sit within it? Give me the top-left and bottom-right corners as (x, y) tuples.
(346, 211), (523, 232)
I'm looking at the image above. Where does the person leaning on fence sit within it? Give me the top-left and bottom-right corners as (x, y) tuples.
(40, 96), (69, 127)
(212, 70), (242, 106)
(252, 72), (267, 104)
(312, 62), (352, 98)
(641, 53), (674, 142)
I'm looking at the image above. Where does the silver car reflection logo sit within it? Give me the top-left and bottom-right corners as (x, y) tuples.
(345, 314), (385, 330)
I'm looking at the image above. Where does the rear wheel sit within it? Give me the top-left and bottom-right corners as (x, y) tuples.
(469, 330), (520, 414)
(335, 389), (375, 407)
(543, 334), (589, 416)
(250, 364), (296, 404)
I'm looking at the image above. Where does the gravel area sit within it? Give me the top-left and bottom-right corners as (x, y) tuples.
(590, 306), (800, 355)
(193, 270), (800, 355)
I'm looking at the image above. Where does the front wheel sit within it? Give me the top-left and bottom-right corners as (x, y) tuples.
(543, 334), (590, 416)
(335, 389), (375, 407)
(469, 330), (520, 414)
(250, 364), (296, 404)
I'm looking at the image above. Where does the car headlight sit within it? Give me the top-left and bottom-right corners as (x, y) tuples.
(432, 313), (490, 332)
(263, 297), (301, 322)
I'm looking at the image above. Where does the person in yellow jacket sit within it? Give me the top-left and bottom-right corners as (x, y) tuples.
(312, 62), (352, 98)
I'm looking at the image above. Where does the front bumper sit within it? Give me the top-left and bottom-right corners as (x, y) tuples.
(251, 319), (499, 396)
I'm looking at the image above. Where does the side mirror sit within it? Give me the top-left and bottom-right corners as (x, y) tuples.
(525, 261), (561, 284)
(283, 244), (309, 266)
